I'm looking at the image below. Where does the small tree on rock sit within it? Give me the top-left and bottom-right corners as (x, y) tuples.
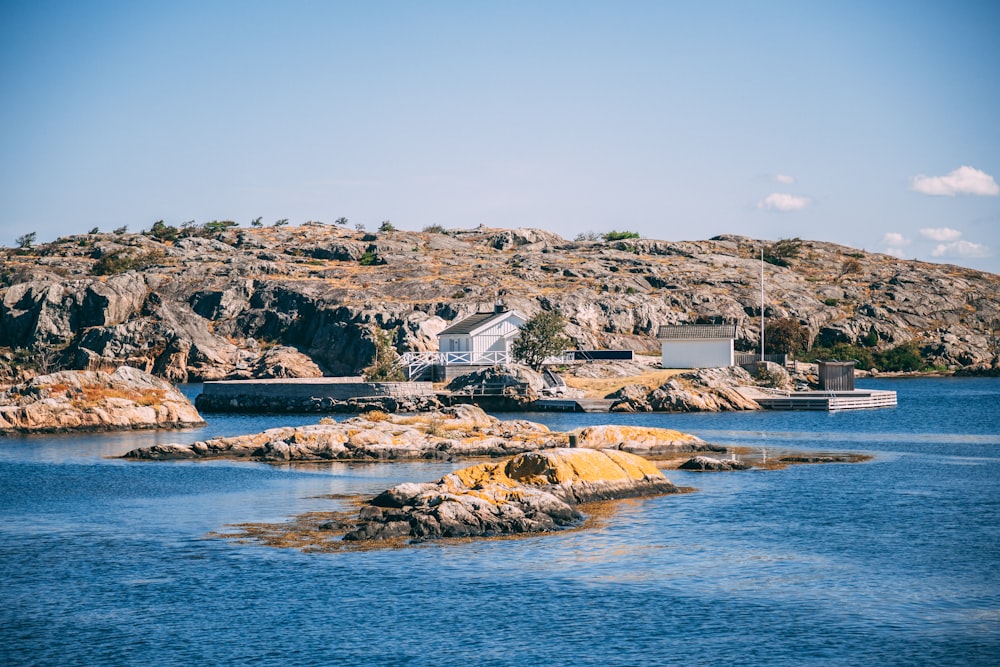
(764, 318), (808, 356)
(362, 327), (404, 381)
(16, 232), (37, 249)
(511, 311), (572, 371)
(763, 238), (802, 266)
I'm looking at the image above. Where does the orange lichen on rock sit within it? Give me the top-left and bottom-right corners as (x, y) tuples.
(448, 448), (666, 489)
(343, 448), (683, 542)
(574, 425), (711, 455)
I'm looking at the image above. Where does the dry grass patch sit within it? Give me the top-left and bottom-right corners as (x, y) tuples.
(563, 369), (685, 399)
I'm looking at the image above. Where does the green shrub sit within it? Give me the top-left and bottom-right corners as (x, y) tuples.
(422, 224), (447, 234)
(823, 298), (838, 307)
(763, 238), (802, 266)
(765, 318), (808, 355)
(603, 230), (640, 241)
(92, 250), (166, 275)
(359, 251), (383, 266)
(16, 232), (37, 249)
(148, 220), (179, 242)
(202, 220), (237, 234)
(362, 328), (404, 381)
(873, 342), (924, 372)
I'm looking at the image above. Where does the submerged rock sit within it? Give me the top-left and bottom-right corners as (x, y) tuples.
(0, 366), (205, 434)
(678, 455), (751, 471)
(343, 448), (684, 542)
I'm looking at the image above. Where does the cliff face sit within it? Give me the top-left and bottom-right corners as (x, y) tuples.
(1, 224), (997, 381)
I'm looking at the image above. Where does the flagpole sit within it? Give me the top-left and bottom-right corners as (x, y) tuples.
(760, 246), (765, 362)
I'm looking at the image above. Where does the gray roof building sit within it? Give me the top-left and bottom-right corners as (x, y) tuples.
(656, 324), (737, 340)
(438, 311), (511, 336)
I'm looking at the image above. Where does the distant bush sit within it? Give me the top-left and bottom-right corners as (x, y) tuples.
(422, 224), (447, 234)
(202, 220), (237, 234)
(837, 257), (862, 280)
(378, 220), (396, 232)
(764, 318), (808, 355)
(603, 230), (640, 241)
(359, 251), (384, 266)
(16, 232), (37, 249)
(362, 328), (404, 382)
(873, 342), (925, 372)
(92, 250), (166, 275)
(148, 220), (179, 242)
(823, 298), (838, 307)
(575, 231), (600, 241)
(763, 237), (802, 266)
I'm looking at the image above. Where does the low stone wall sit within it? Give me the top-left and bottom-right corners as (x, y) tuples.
(195, 378), (438, 413)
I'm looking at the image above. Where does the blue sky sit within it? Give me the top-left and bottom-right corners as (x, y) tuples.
(2, 0), (998, 273)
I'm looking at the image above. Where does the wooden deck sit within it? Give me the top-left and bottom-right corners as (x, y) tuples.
(755, 390), (897, 411)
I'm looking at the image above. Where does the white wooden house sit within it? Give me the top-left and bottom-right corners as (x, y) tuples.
(437, 306), (527, 365)
(657, 324), (737, 368)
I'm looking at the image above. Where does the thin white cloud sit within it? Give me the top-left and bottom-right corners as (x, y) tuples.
(911, 166), (1000, 196)
(920, 227), (962, 242)
(881, 232), (910, 246)
(774, 174), (795, 184)
(757, 193), (810, 212)
(881, 232), (910, 258)
(931, 240), (992, 258)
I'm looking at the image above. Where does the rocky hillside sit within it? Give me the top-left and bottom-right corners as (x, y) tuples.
(1, 223), (997, 381)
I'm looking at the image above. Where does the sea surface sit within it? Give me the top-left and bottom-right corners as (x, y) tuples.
(1, 377), (998, 666)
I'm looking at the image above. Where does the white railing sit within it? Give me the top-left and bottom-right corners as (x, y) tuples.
(398, 351), (513, 379)
(398, 350), (577, 379)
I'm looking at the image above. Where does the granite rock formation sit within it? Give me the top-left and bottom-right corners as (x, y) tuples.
(343, 448), (685, 541)
(122, 404), (722, 462)
(0, 366), (205, 433)
(3, 225), (997, 381)
(610, 366), (764, 412)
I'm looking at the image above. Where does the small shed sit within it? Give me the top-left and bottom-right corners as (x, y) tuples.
(437, 305), (526, 365)
(656, 324), (737, 369)
(817, 361), (856, 391)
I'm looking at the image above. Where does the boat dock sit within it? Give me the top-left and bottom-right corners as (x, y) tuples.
(755, 389), (897, 411)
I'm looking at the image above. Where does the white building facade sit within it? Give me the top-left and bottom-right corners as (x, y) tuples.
(657, 324), (737, 369)
(436, 308), (527, 365)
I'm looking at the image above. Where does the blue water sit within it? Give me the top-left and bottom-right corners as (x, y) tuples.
(1, 378), (998, 666)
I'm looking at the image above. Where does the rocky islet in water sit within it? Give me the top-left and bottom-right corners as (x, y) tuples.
(0, 366), (204, 434)
(121, 404), (725, 462)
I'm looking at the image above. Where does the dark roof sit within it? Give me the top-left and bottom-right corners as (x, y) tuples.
(439, 311), (509, 336)
(657, 324), (737, 340)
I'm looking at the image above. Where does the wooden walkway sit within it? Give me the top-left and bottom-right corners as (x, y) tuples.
(755, 390), (897, 411)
